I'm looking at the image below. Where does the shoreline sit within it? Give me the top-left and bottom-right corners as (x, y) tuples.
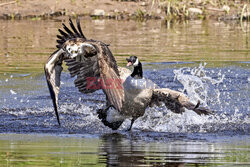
(0, 0), (249, 21)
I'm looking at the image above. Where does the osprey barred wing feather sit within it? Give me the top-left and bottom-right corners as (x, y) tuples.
(56, 18), (86, 49)
(44, 19), (91, 125)
(45, 18), (124, 125)
(44, 49), (64, 125)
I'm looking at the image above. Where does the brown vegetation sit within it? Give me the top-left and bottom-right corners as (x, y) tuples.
(0, 0), (249, 21)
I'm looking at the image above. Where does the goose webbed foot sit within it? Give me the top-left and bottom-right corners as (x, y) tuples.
(97, 109), (106, 120)
(99, 117), (123, 130)
(97, 105), (123, 130)
(107, 120), (124, 130)
(126, 118), (136, 131)
(97, 105), (114, 120)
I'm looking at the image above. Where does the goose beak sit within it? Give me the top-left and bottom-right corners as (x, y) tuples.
(126, 58), (133, 66)
(127, 61), (132, 67)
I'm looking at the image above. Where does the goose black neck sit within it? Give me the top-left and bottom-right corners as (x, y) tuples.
(131, 62), (143, 79)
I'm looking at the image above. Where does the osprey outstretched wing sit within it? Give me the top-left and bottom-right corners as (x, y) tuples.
(44, 19), (124, 125)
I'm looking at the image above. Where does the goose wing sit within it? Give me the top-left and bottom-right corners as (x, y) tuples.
(150, 88), (212, 115)
(45, 19), (124, 125)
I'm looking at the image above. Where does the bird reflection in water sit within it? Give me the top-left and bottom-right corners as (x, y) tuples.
(99, 133), (188, 167)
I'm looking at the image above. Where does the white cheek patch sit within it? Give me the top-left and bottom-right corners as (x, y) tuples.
(133, 58), (139, 66)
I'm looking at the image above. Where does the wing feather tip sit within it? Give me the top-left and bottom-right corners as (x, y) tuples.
(194, 106), (213, 116)
(55, 108), (61, 126)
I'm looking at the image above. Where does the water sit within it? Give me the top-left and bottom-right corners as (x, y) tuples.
(0, 19), (249, 166)
(0, 133), (249, 166)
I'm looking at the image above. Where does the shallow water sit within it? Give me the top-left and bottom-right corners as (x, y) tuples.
(0, 19), (249, 73)
(0, 133), (249, 166)
(0, 19), (249, 166)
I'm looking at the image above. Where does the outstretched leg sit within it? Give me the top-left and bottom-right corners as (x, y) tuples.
(126, 118), (137, 131)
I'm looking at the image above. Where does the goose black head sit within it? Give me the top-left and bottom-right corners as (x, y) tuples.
(126, 56), (140, 67)
(126, 56), (143, 79)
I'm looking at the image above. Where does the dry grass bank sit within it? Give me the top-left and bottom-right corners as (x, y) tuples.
(0, 0), (249, 21)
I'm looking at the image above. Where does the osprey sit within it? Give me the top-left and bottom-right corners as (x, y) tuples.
(44, 19), (212, 131)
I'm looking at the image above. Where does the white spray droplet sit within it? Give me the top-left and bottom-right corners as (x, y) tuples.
(10, 90), (17, 95)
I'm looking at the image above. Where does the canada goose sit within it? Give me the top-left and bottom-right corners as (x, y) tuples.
(126, 56), (142, 79)
(44, 19), (212, 131)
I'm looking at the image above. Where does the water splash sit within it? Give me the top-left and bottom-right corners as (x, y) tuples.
(173, 63), (224, 106)
(0, 63), (249, 134)
(132, 63), (249, 134)
(10, 89), (17, 95)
